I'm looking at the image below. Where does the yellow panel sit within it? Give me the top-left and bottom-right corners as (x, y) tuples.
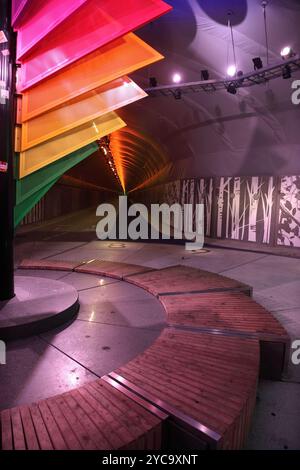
(21, 77), (147, 150)
(19, 112), (126, 178)
(22, 33), (163, 121)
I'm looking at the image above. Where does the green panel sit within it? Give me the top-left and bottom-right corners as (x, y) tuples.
(16, 142), (98, 204)
(14, 178), (59, 228)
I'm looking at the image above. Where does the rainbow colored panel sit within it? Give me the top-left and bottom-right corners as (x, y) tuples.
(21, 33), (163, 121)
(21, 77), (146, 150)
(12, 0), (32, 27)
(17, 0), (172, 90)
(16, 0), (87, 59)
(19, 112), (126, 178)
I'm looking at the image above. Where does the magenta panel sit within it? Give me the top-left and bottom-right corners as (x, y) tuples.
(18, 0), (172, 91)
(16, 0), (87, 59)
(12, 0), (31, 27)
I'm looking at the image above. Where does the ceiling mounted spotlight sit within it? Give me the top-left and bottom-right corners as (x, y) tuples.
(149, 77), (157, 87)
(282, 64), (292, 79)
(237, 70), (244, 84)
(201, 70), (209, 81)
(253, 57), (263, 70)
(227, 82), (237, 95)
(172, 73), (182, 84)
(227, 65), (237, 77)
(173, 89), (182, 100)
(280, 46), (295, 59)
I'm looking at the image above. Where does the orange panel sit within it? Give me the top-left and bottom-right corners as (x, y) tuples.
(19, 112), (126, 178)
(21, 33), (163, 121)
(21, 77), (146, 150)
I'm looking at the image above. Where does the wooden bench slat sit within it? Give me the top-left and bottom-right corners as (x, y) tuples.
(11, 408), (26, 450)
(38, 401), (68, 450)
(0, 409), (13, 450)
(46, 397), (83, 450)
(19, 406), (39, 450)
(29, 404), (53, 450)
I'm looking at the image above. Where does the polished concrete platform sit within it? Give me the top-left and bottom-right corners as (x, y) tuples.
(0, 207), (299, 449)
(0, 276), (79, 340)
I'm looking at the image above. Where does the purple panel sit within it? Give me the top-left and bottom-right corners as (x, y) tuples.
(18, 0), (171, 91)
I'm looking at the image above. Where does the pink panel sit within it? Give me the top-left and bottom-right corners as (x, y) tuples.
(18, 0), (172, 91)
(16, 0), (88, 59)
(12, 0), (29, 24)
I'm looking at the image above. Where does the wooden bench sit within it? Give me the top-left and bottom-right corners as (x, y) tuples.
(124, 265), (252, 296)
(0, 378), (166, 450)
(110, 328), (260, 449)
(14, 257), (290, 449)
(159, 291), (290, 379)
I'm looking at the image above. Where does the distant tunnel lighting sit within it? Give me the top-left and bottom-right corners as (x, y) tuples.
(252, 57), (263, 70)
(227, 65), (237, 77)
(172, 73), (182, 84)
(281, 46), (294, 59)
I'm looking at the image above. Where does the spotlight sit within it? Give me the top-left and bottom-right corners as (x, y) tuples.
(172, 73), (182, 84)
(173, 89), (182, 100)
(252, 57), (263, 70)
(237, 70), (244, 84)
(282, 64), (292, 79)
(227, 82), (237, 95)
(227, 65), (237, 77)
(149, 77), (157, 87)
(201, 70), (209, 81)
(280, 46), (295, 59)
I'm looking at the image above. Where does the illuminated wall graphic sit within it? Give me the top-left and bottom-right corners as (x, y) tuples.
(278, 176), (300, 248)
(12, 0), (172, 223)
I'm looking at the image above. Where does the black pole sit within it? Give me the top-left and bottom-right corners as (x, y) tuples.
(0, 0), (15, 300)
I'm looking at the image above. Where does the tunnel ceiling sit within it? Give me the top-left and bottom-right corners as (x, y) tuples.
(109, 0), (300, 193)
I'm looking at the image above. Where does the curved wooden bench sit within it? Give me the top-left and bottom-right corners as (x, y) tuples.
(1, 378), (166, 450)
(110, 329), (260, 450)
(159, 291), (290, 380)
(10, 257), (289, 450)
(124, 265), (252, 296)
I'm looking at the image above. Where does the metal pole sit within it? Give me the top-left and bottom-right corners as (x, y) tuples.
(0, 0), (15, 300)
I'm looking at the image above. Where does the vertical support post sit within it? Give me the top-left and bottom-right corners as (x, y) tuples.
(0, 0), (15, 300)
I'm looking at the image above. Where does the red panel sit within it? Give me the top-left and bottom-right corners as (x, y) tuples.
(16, 0), (87, 59)
(18, 0), (172, 91)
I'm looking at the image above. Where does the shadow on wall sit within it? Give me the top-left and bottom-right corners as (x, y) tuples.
(197, 0), (248, 26)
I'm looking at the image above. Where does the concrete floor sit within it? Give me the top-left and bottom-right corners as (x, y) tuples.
(0, 207), (299, 449)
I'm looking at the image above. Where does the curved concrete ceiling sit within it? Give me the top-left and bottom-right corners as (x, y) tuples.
(110, 0), (300, 193)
